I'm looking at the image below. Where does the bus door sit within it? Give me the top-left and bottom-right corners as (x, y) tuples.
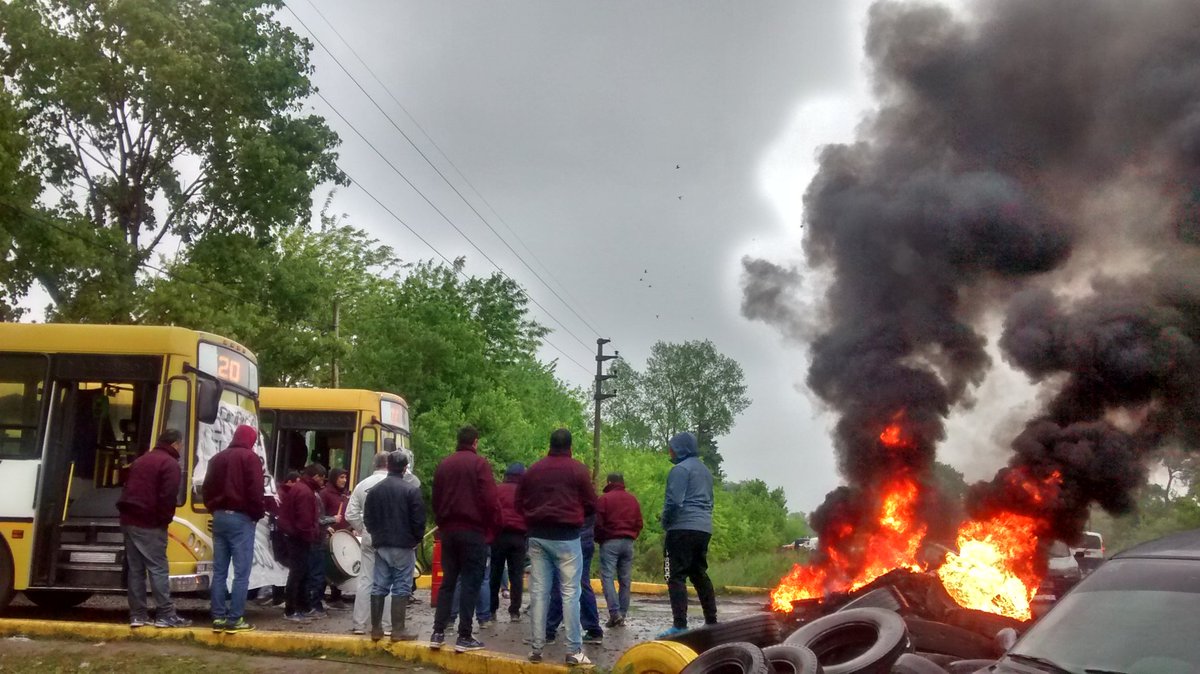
(31, 355), (162, 589)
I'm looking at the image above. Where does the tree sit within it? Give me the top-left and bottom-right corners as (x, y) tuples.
(0, 0), (344, 321)
(0, 88), (41, 321)
(609, 340), (751, 475)
(1159, 446), (1200, 501)
(141, 200), (396, 385)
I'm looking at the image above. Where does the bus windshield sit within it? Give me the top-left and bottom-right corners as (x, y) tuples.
(192, 383), (266, 496)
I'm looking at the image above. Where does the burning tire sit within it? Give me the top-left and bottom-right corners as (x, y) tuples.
(941, 608), (1025, 640)
(891, 653), (949, 673)
(901, 617), (998, 660)
(783, 607), (909, 674)
(663, 612), (782, 654)
(680, 642), (770, 674)
(762, 644), (823, 674)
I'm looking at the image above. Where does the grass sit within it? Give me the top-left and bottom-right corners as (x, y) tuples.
(621, 548), (809, 589)
(707, 549), (808, 589)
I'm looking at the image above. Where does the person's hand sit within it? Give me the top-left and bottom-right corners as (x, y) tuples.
(326, 526), (335, 535)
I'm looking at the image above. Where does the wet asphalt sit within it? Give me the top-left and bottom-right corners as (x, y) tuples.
(4, 587), (770, 668)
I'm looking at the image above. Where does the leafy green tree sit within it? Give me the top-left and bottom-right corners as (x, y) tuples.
(932, 461), (968, 502)
(142, 202), (396, 385)
(0, 0), (343, 321)
(339, 260), (586, 482)
(0, 88), (41, 321)
(609, 340), (751, 475)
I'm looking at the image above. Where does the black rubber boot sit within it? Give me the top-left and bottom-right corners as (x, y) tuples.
(391, 596), (417, 641)
(370, 595), (386, 642)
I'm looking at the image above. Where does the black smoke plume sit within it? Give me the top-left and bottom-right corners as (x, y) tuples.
(743, 0), (1200, 554)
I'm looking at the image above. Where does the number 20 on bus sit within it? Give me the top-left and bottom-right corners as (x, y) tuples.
(217, 355), (241, 383)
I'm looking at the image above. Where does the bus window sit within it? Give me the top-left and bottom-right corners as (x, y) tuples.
(162, 377), (190, 506)
(0, 354), (47, 458)
(358, 427), (377, 483)
(268, 410), (356, 478)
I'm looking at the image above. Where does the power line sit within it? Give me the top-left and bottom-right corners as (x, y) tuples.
(0, 198), (594, 376)
(309, 88), (598, 358)
(296, 0), (606, 337)
(337, 168), (595, 376)
(282, 3), (605, 355)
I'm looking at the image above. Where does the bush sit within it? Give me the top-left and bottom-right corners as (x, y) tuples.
(599, 443), (808, 587)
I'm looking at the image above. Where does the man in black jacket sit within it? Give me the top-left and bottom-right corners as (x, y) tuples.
(364, 451), (426, 642)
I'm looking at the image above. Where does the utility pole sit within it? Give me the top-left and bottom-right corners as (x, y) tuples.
(593, 338), (617, 481)
(331, 299), (341, 389)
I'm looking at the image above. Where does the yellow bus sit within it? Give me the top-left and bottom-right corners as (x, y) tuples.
(0, 324), (261, 611)
(258, 387), (411, 490)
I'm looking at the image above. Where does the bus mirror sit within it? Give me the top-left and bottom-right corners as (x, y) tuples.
(198, 378), (223, 424)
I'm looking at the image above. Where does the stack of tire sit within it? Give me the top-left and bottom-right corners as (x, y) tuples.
(616, 607), (1005, 674)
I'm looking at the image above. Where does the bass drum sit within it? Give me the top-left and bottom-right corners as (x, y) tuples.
(326, 530), (361, 585)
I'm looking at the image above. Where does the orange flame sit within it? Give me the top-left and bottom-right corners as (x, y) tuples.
(770, 476), (926, 612)
(937, 514), (1042, 621)
(880, 424), (905, 447)
(879, 412), (911, 448)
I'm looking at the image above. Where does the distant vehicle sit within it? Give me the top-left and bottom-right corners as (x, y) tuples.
(1070, 530), (1105, 573)
(990, 527), (1200, 673)
(1031, 540), (1082, 611)
(788, 537), (819, 551)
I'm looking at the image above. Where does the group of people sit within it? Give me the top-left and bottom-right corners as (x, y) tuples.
(117, 421), (719, 666)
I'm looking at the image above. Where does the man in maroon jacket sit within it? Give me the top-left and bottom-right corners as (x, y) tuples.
(118, 429), (190, 628)
(279, 463), (326, 622)
(517, 428), (598, 665)
(202, 424), (266, 633)
(430, 426), (499, 652)
(595, 472), (643, 627)
(489, 462), (527, 622)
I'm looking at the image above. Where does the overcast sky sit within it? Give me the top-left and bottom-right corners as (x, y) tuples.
(281, 0), (887, 513)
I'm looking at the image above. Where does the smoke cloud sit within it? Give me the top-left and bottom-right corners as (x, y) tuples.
(743, 0), (1200, 550)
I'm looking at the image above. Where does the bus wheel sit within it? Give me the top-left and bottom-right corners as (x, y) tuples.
(0, 541), (13, 611)
(24, 589), (93, 610)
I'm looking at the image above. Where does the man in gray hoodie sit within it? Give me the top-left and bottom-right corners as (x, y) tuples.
(659, 431), (717, 637)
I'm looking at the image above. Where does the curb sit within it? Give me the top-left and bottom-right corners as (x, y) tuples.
(0, 618), (568, 674)
(587, 580), (768, 596)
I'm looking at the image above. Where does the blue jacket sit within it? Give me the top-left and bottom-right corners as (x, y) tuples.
(662, 432), (713, 533)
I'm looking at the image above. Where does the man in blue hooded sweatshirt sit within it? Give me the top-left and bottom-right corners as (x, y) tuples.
(659, 431), (716, 637)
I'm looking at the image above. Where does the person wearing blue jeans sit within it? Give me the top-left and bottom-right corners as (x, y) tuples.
(202, 424), (267, 633)
(364, 450), (425, 642)
(528, 537), (584, 657)
(596, 472), (643, 627)
(545, 514), (603, 643)
(599, 538), (635, 623)
(516, 428), (598, 665)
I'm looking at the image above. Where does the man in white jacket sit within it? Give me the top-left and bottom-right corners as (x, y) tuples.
(346, 447), (420, 635)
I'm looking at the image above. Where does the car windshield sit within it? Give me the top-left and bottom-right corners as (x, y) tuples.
(1048, 540), (1071, 558)
(1009, 557), (1200, 674)
(1081, 533), (1103, 549)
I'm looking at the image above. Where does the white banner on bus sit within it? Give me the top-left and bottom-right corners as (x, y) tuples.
(194, 400), (287, 589)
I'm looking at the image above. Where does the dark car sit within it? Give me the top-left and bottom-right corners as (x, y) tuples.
(988, 528), (1200, 673)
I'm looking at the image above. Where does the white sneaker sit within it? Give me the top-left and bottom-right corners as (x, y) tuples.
(566, 652), (593, 666)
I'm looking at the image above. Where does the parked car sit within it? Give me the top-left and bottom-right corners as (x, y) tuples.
(1033, 540), (1082, 602)
(988, 527), (1200, 673)
(1070, 530), (1105, 574)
